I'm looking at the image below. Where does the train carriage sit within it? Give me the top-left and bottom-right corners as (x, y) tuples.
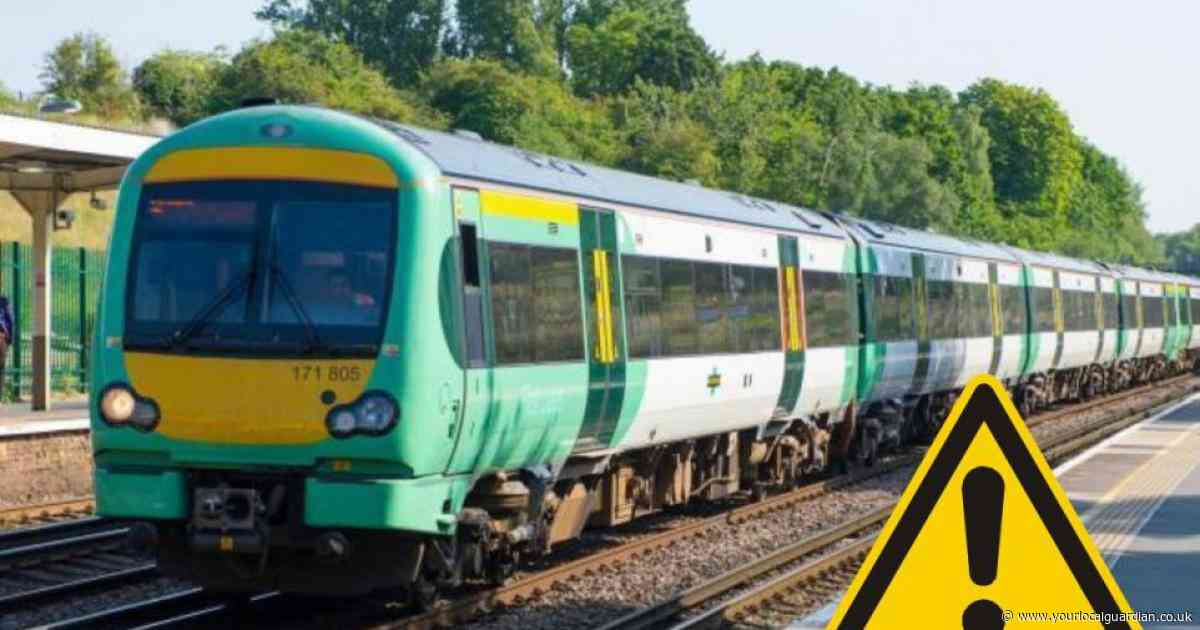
(89, 104), (1200, 603)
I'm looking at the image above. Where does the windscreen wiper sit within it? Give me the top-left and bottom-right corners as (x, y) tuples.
(167, 269), (256, 350)
(268, 263), (325, 354)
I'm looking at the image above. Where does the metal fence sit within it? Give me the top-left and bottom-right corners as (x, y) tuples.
(1, 243), (105, 400)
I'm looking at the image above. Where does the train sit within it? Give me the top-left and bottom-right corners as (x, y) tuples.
(89, 104), (1200, 606)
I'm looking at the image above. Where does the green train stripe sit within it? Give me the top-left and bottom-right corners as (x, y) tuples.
(574, 208), (628, 452)
(987, 262), (1002, 376)
(774, 235), (804, 415)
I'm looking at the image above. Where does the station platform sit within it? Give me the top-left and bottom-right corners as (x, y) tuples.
(0, 399), (88, 436)
(793, 393), (1200, 629)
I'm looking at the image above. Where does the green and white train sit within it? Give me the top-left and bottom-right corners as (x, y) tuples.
(89, 105), (1200, 602)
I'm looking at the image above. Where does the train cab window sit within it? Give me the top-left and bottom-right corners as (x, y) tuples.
(623, 256), (663, 358)
(1102, 292), (1119, 330)
(803, 270), (857, 348)
(1000, 285), (1026, 335)
(1033, 286), (1056, 333)
(488, 242), (584, 364)
(694, 263), (730, 354)
(661, 259), (698, 355)
(873, 275), (915, 343)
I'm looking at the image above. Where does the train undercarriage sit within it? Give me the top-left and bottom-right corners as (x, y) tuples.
(137, 350), (1200, 608)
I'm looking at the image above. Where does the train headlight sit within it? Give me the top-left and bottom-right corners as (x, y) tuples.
(329, 409), (358, 438)
(326, 392), (398, 438)
(100, 387), (135, 424)
(99, 385), (161, 431)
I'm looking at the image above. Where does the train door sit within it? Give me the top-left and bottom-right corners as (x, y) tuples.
(573, 207), (628, 452)
(775, 236), (804, 415)
(446, 186), (494, 473)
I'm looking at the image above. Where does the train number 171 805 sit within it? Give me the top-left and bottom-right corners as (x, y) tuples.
(292, 365), (362, 382)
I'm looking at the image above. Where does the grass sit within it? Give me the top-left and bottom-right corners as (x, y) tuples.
(0, 191), (117, 250)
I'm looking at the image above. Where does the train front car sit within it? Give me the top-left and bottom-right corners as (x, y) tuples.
(90, 106), (463, 597)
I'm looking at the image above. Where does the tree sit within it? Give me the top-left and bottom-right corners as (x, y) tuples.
(565, 0), (718, 96)
(133, 50), (224, 126)
(0, 83), (19, 110)
(444, 0), (559, 77)
(959, 79), (1083, 219)
(611, 81), (718, 185)
(256, 0), (447, 84)
(212, 29), (444, 126)
(1158, 225), (1200, 274)
(422, 58), (621, 163)
(40, 32), (140, 118)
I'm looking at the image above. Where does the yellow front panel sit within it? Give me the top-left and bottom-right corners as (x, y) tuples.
(125, 353), (375, 445)
(481, 190), (579, 225)
(144, 147), (399, 188)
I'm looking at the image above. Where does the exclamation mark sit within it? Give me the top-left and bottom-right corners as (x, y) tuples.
(962, 466), (1006, 629)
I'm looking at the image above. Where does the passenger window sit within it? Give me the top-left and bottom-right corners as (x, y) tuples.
(803, 270), (856, 348)
(623, 256), (663, 358)
(694, 263), (730, 354)
(1034, 286), (1056, 333)
(489, 243), (533, 364)
(660, 259), (697, 355)
(488, 242), (584, 364)
(1000, 285), (1026, 335)
(750, 267), (782, 351)
(873, 275), (915, 343)
(728, 266), (753, 353)
(530, 247), (584, 362)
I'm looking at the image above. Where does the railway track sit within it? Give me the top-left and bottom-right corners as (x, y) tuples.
(0, 516), (160, 621)
(12, 375), (1193, 629)
(598, 378), (1198, 630)
(386, 375), (1197, 630)
(0, 498), (95, 528)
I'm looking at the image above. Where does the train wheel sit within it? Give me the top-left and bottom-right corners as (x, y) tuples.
(409, 572), (440, 611)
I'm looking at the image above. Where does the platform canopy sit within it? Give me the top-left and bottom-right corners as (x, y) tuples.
(0, 112), (160, 410)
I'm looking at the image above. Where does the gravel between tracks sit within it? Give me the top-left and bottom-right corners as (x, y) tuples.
(465, 380), (1197, 630)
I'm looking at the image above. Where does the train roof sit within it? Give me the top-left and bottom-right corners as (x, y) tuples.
(832, 215), (1020, 262)
(1003, 245), (1111, 275)
(372, 119), (846, 238)
(1107, 263), (1184, 285)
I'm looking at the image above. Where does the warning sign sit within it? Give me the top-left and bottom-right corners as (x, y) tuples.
(827, 374), (1138, 629)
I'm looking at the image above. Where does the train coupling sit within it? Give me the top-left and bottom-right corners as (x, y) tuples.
(189, 486), (268, 554)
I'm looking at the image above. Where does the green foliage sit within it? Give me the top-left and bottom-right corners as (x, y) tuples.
(445, 0), (560, 77)
(0, 83), (20, 110)
(959, 79), (1083, 218)
(1158, 225), (1200, 274)
(133, 50), (224, 126)
(40, 32), (140, 119)
(26, 3), (1164, 269)
(255, 0), (447, 83)
(422, 58), (620, 162)
(566, 0), (718, 96)
(211, 30), (445, 127)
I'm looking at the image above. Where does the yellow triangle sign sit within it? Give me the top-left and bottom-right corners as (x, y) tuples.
(828, 374), (1140, 629)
